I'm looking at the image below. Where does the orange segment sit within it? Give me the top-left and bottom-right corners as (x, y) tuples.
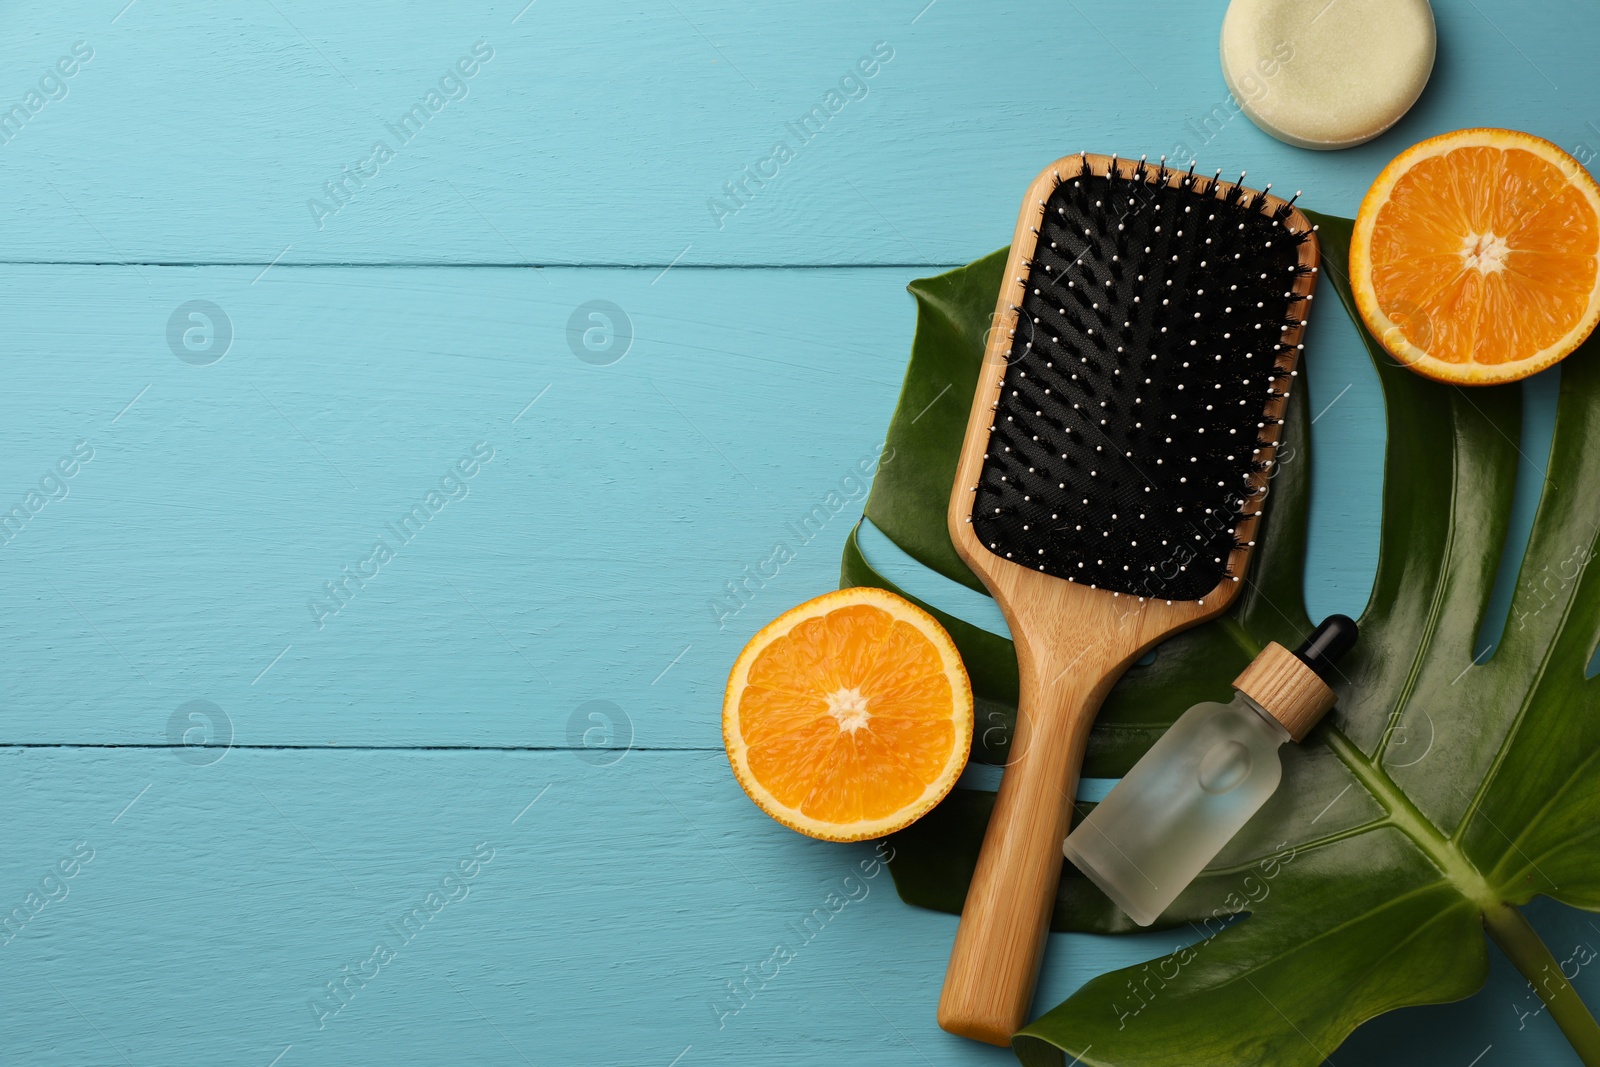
(723, 587), (973, 842)
(1350, 128), (1600, 384)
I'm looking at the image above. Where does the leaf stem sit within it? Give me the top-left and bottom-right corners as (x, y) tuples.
(1323, 729), (1600, 1063)
(1484, 903), (1600, 1065)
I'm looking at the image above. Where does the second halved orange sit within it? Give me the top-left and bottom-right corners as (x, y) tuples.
(1350, 128), (1600, 384)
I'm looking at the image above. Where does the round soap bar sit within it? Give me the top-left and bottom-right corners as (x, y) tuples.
(1220, 0), (1436, 150)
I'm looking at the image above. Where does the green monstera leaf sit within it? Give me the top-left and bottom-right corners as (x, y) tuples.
(842, 212), (1600, 1065)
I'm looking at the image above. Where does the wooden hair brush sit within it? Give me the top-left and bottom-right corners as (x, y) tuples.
(939, 152), (1319, 1045)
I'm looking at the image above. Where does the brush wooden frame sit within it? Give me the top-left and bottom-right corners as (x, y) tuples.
(938, 152), (1319, 1046)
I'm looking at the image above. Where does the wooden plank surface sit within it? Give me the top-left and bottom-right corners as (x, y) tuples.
(2, 748), (1596, 1066)
(0, 265), (911, 746)
(0, 1), (1588, 264)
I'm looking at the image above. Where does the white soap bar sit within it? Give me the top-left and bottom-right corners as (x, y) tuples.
(1220, 0), (1436, 150)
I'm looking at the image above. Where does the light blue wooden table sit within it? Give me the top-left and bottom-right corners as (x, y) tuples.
(3, 2), (1597, 1063)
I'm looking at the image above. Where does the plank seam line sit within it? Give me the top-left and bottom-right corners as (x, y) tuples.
(0, 261), (972, 270)
(0, 743), (726, 752)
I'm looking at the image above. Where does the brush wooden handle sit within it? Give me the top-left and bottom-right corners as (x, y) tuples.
(937, 641), (1114, 1046)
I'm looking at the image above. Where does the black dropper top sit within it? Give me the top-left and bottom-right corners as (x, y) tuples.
(1293, 615), (1359, 681)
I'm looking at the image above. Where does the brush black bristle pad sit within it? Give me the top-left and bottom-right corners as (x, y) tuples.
(972, 164), (1312, 602)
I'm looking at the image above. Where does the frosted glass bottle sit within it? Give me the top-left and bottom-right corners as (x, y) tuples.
(1063, 615), (1358, 927)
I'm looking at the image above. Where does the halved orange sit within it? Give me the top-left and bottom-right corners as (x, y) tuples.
(723, 587), (973, 842)
(1350, 128), (1600, 384)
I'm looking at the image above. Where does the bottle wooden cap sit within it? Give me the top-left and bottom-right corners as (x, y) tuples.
(1232, 642), (1336, 741)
